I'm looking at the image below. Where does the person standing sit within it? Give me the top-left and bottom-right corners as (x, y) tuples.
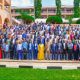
(33, 41), (38, 60)
(16, 40), (23, 60)
(67, 41), (73, 60)
(9, 40), (14, 59)
(73, 42), (79, 60)
(57, 41), (63, 60)
(22, 39), (28, 59)
(4, 41), (10, 59)
(63, 41), (68, 60)
(78, 42), (80, 60)
(0, 45), (2, 59)
(38, 42), (45, 60)
(50, 41), (58, 60)
(45, 39), (51, 60)
(27, 41), (33, 60)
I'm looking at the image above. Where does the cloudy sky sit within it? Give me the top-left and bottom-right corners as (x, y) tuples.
(11, 0), (74, 7)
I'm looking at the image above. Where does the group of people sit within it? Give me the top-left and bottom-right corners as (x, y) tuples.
(0, 22), (80, 60)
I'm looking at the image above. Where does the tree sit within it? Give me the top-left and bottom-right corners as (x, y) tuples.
(55, 0), (62, 17)
(74, 0), (80, 18)
(46, 16), (63, 24)
(34, 0), (42, 18)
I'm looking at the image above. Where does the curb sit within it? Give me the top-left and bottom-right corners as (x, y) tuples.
(0, 65), (80, 70)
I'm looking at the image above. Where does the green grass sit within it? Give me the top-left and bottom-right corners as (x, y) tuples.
(0, 68), (80, 80)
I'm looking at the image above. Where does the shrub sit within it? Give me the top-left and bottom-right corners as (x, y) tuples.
(76, 19), (80, 24)
(21, 12), (34, 24)
(46, 16), (63, 24)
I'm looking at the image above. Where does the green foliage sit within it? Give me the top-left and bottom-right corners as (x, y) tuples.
(15, 9), (34, 24)
(15, 9), (22, 13)
(34, 0), (42, 18)
(46, 16), (63, 24)
(16, 16), (21, 19)
(56, 0), (62, 17)
(20, 12), (34, 24)
(66, 16), (73, 24)
(74, 0), (80, 18)
(76, 19), (80, 24)
(15, 9), (30, 14)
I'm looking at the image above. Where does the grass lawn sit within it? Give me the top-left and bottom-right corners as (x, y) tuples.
(0, 68), (80, 80)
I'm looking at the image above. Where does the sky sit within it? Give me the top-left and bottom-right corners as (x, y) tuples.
(11, 0), (74, 7)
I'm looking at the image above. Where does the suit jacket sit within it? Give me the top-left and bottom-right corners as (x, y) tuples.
(51, 43), (58, 53)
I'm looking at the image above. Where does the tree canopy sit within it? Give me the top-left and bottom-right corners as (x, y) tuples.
(56, 0), (62, 17)
(74, 0), (80, 18)
(34, 0), (42, 19)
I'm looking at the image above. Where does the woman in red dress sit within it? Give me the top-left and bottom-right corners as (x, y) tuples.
(0, 45), (2, 59)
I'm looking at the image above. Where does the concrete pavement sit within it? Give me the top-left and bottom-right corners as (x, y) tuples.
(0, 59), (80, 69)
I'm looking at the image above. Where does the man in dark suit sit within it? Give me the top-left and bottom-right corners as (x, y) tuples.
(33, 41), (38, 60)
(51, 41), (58, 60)
(27, 40), (33, 60)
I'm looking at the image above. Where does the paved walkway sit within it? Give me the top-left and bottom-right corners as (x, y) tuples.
(0, 59), (80, 69)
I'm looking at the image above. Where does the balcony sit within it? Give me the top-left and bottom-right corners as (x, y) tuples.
(5, 0), (11, 6)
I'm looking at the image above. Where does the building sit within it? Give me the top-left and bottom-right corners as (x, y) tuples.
(0, 0), (11, 28)
(11, 6), (74, 19)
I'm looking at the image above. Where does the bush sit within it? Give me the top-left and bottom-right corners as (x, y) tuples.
(76, 19), (80, 24)
(46, 16), (63, 24)
(24, 15), (34, 24)
(20, 12), (34, 24)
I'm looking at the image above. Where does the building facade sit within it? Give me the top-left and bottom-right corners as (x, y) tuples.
(0, 0), (11, 28)
(11, 6), (73, 19)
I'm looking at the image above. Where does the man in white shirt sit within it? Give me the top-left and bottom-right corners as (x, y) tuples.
(17, 41), (23, 60)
